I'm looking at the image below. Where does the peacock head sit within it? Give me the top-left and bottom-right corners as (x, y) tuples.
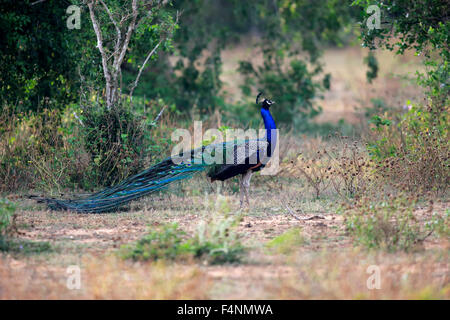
(256, 92), (275, 109)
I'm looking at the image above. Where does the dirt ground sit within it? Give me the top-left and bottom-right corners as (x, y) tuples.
(1, 177), (448, 299)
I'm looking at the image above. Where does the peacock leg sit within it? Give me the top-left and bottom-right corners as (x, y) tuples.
(239, 175), (244, 208)
(206, 177), (215, 193)
(242, 170), (253, 207)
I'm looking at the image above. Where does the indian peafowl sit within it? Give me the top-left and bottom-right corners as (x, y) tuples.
(39, 93), (277, 213)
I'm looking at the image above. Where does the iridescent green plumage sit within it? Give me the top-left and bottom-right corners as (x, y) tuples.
(42, 139), (267, 213)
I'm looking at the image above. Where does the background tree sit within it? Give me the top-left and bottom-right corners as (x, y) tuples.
(0, 0), (80, 111)
(354, 0), (449, 101)
(122, 0), (360, 126)
(83, 0), (179, 109)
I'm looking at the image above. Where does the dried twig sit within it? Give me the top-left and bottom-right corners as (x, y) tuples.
(153, 105), (166, 123)
(282, 202), (324, 221)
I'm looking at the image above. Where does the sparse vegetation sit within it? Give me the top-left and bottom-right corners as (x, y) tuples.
(343, 195), (429, 252)
(120, 224), (189, 261)
(0, 198), (15, 237)
(0, 198), (51, 254)
(265, 228), (305, 254)
(287, 135), (375, 200)
(121, 218), (245, 265)
(366, 102), (449, 195)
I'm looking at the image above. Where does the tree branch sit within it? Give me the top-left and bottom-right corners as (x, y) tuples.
(115, 0), (138, 74)
(87, 0), (113, 108)
(128, 40), (162, 101)
(99, 0), (122, 55)
(129, 10), (180, 103)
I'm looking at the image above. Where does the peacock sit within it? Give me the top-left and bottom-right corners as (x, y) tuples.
(39, 93), (277, 213)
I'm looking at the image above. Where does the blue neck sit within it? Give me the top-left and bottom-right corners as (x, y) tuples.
(261, 107), (277, 155)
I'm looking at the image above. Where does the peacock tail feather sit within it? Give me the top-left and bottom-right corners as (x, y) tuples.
(42, 139), (267, 213)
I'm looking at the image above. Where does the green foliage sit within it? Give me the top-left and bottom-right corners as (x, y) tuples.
(366, 114), (396, 159)
(354, 0), (449, 100)
(344, 195), (427, 252)
(1, 0), (362, 138)
(121, 224), (188, 261)
(188, 216), (245, 265)
(132, 0), (359, 126)
(369, 115), (391, 129)
(0, 198), (15, 237)
(364, 51), (379, 83)
(355, 1), (449, 194)
(0, 105), (86, 191)
(120, 0), (226, 115)
(0, 238), (52, 255)
(236, 0), (359, 126)
(366, 102), (449, 193)
(0, 0), (82, 111)
(80, 102), (147, 187)
(0, 97), (177, 192)
(425, 209), (450, 239)
(354, 0), (448, 56)
(121, 219), (245, 265)
(239, 59), (326, 125)
(265, 228), (304, 254)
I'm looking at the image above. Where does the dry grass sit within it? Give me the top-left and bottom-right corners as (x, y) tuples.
(255, 249), (449, 300)
(1, 167), (448, 299)
(0, 255), (210, 299)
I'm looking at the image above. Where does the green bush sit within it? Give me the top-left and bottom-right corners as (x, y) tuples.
(0, 105), (90, 192)
(0, 98), (176, 192)
(188, 216), (245, 265)
(121, 219), (245, 265)
(238, 58), (326, 126)
(265, 228), (305, 254)
(366, 102), (449, 194)
(120, 224), (188, 261)
(0, 198), (16, 237)
(0, 238), (52, 254)
(80, 102), (147, 187)
(343, 195), (429, 252)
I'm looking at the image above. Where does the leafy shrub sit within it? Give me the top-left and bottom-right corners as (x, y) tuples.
(0, 105), (89, 192)
(425, 207), (450, 239)
(265, 228), (305, 255)
(365, 102), (449, 194)
(343, 195), (431, 252)
(80, 103), (147, 187)
(0, 198), (16, 237)
(120, 224), (189, 261)
(239, 58), (326, 126)
(364, 51), (379, 83)
(0, 98), (174, 192)
(121, 218), (245, 265)
(79, 97), (179, 188)
(0, 238), (52, 254)
(188, 216), (245, 265)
